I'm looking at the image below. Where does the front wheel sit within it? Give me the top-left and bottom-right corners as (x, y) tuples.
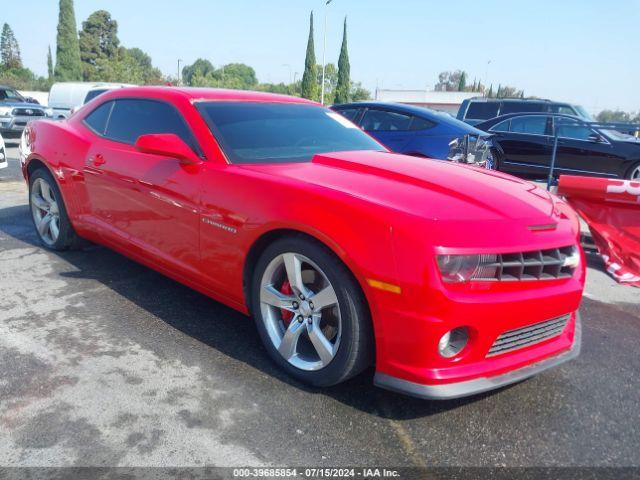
(250, 236), (373, 387)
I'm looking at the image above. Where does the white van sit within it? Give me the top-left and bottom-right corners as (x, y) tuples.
(48, 82), (135, 119)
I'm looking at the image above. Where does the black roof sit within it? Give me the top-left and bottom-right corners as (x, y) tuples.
(465, 96), (558, 103)
(474, 112), (587, 130)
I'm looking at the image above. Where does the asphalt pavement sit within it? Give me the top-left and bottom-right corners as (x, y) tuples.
(1, 145), (638, 468)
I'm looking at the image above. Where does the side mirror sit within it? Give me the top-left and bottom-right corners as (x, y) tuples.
(587, 132), (604, 143)
(135, 133), (201, 165)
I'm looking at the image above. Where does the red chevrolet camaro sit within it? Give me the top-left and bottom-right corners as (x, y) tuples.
(19, 87), (585, 399)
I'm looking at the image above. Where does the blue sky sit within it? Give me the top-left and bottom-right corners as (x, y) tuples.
(6, 0), (638, 113)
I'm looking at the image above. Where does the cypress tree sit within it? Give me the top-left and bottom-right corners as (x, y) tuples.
(47, 45), (54, 79)
(487, 84), (493, 98)
(1, 23), (22, 69)
(54, 0), (82, 81)
(496, 84), (502, 98)
(300, 11), (318, 101)
(334, 17), (351, 104)
(457, 71), (466, 92)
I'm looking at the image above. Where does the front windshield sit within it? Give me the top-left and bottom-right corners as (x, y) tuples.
(197, 102), (386, 164)
(0, 88), (25, 102)
(574, 105), (593, 121)
(600, 129), (637, 141)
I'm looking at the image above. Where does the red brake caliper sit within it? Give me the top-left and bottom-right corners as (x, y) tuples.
(280, 280), (294, 327)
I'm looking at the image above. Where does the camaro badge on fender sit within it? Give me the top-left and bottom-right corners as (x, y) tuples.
(202, 216), (237, 234)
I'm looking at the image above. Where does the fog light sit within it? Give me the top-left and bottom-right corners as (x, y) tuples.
(438, 327), (469, 358)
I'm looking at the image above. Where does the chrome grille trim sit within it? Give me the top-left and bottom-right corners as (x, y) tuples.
(12, 108), (45, 117)
(487, 314), (571, 357)
(472, 246), (577, 281)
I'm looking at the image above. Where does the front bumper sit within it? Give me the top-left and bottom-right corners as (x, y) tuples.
(0, 116), (40, 137)
(374, 312), (581, 400)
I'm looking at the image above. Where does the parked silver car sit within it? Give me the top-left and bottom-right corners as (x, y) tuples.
(0, 86), (51, 139)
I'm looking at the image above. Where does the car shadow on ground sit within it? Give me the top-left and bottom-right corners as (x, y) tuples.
(0, 203), (537, 420)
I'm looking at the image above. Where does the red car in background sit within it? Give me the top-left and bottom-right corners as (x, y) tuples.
(19, 87), (585, 399)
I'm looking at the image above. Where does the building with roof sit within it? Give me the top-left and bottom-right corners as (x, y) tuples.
(374, 89), (480, 115)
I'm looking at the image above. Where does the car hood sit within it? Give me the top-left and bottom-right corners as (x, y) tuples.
(0, 101), (44, 109)
(242, 151), (557, 223)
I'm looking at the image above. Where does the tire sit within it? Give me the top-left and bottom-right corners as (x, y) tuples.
(490, 148), (503, 172)
(28, 167), (82, 251)
(626, 162), (640, 181)
(250, 235), (373, 387)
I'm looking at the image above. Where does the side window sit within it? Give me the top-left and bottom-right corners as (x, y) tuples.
(464, 102), (500, 120)
(104, 99), (196, 150)
(510, 116), (549, 135)
(555, 118), (593, 140)
(489, 119), (511, 133)
(360, 109), (412, 131)
(553, 105), (577, 116)
(335, 108), (361, 123)
(410, 116), (436, 130)
(83, 101), (114, 135)
(500, 102), (546, 115)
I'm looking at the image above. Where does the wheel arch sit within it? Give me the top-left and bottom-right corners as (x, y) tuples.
(242, 227), (370, 316)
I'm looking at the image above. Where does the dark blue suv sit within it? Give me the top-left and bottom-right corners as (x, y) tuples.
(331, 101), (484, 160)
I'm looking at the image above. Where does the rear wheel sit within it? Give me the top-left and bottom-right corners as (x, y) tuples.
(627, 162), (640, 180)
(29, 168), (82, 250)
(251, 236), (373, 386)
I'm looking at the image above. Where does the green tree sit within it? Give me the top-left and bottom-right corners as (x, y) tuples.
(47, 45), (54, 79)
(316, 63), (336, 100)
(300, 11), (318, 101)
(596, 110), (633, 123)
(1, 23), (22, 69)
(55, 0), (82, 81)
(334, 17), (351, 104)
(435, 70), (465, 91)
(79, 10), (120, 81)
(487, 84), (493, 98)
(182, 58), (216, 86)
(350, 82), (371, 101)
(457, 71), (466, 92)
(220, 63), (258, 89)
(95, 46), (163, 85)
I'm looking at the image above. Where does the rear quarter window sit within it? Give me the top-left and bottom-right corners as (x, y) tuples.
(465, 102), (500, 120)
(83, 101), (114, 135)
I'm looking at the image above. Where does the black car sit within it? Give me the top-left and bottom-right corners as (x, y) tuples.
(475, 113), (640, 180)
(457, 98), (593, 125)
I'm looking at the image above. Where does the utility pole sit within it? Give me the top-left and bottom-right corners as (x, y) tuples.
(321, 0), (334, 105)
(177, 59), (182, 86)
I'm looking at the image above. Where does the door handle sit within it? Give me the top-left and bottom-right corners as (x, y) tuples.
(91, 154), (106, 166)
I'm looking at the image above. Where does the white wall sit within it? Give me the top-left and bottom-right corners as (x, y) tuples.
(18, 91), (49, 106)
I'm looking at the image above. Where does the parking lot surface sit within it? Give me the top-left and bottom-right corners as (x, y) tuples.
(1, 145), (639, 467)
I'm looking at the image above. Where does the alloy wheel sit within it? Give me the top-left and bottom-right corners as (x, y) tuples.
(259, 252), (342, 371)
(30, 177), (61, 246)
(631, 165), (640, 181)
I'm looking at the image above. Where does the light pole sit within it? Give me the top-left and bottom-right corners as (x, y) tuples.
(484, 59), (491, 96)
(177, 59), (183, 86)
(321, 0), (333, 105)
(282, 63), (293, 84)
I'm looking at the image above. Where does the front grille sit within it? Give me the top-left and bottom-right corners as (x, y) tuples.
(487, 314), (570, 357)
(12, 108), (45, 117)
(472, 246), (578, 281)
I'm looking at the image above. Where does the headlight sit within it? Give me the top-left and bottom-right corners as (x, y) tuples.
(0, 106), (12, 116)
(437, 255), (481, 282)
(436, 254), (498, 282)
(44, 107), (54, 117)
